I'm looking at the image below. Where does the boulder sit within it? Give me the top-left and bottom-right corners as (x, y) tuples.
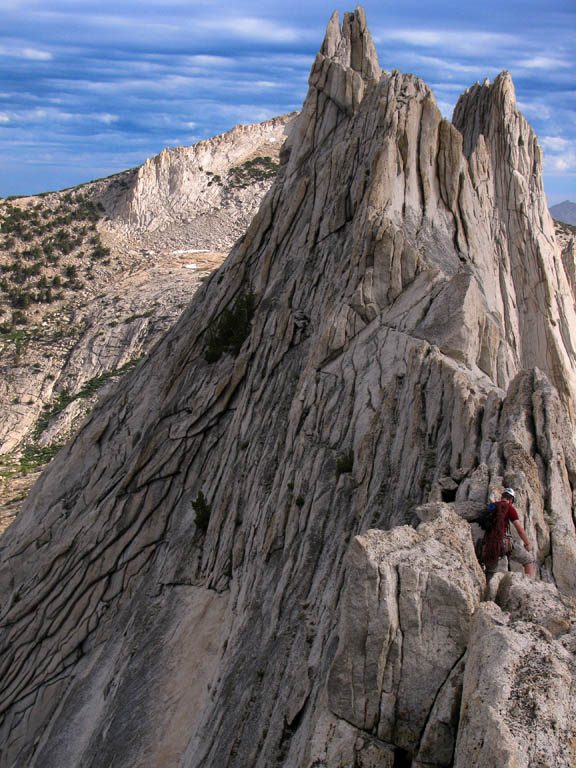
(455, 599), (576, 767)
(328, 507), (484, 764)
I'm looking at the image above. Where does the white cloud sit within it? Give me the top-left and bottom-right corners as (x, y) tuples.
(211, 103), (278, 123)
(429, 82), (470, 93)
(22, 47), (53, 61)
(373, 28), (517, 56)
(542, 136), (571, 152)
(517, 100), (553, 120)
(94, 113), (118, 124)
(518, 56), (572, 70)
(413, 54), (500, 77)
(545, 153), (576, 172)
(0, 44), (53, 60)
(540, 135), (576, 174)
(0, 106), (121, 125)
(197, 17), (309, 44)
(184, 55), (234, 67)
(255, 80), (280, 88)
(436, 100), (454, 119)
(246, 53), (315, 69)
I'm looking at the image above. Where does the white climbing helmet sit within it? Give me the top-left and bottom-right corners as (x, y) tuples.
(503, 487), (516, 500)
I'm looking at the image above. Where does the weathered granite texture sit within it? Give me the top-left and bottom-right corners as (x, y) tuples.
(1, 7), (575, 768)
(455, 575), (576, 768)
(327, 508), (484, 765)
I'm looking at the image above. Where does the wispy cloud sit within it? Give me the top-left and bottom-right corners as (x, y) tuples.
(0, 44), (53, 60)
(412, 54), (501, 77)
(0, 1), (573, 201)
(374, 28), (518, 56)
(541, 135), (576, 173)
(94, 113), (118, 124)
(183, 55), (234, 67)
(22, 48), (53, 61)
(197, 17), (311, 44)
(517, 56), (572, 70)
(542, 137), (571, 152)
(545, 152), (576, 173)
(518, 100), (553, 120)
(0, 106), (120, 125)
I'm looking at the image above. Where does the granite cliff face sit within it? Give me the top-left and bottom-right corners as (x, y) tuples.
(1, 8), (576, 768)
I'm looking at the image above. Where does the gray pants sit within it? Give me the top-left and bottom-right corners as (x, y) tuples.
(484, 539), (534, 573)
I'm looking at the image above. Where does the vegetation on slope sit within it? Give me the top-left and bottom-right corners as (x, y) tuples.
(227, 156), (280, 188)
(0, 193), (111, 332)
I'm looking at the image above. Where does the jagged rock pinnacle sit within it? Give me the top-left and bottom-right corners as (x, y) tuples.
(320, 7), (381, 80)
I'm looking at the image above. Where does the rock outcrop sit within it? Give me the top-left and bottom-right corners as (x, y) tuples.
(325, 508), (484, 766)
(455, 575), (576, 767)
(103, 114), (296, 250)
(1, 7), (575, 768)
(309, 509), (576, 768)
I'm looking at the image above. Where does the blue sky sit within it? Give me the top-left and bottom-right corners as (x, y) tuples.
(0, 0), (574, 204)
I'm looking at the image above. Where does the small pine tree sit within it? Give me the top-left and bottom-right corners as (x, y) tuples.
(336, 449), (354, 476)
(192, 491), (212, 533)
(205, 289), (255, 363)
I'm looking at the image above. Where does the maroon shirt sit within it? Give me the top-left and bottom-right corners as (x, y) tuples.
(483, 500), (518, 564)
(497, 500), (519, 524)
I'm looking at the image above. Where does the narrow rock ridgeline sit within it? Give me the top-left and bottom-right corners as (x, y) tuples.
(1, 7), (576, 767)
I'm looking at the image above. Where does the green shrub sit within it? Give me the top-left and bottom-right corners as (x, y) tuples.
(19, 444), (62, 472)
(555, 219), (576, 235)
(205, 288), (255, 363)
(9, 289), (33, 308)
(33, 357), (142, 438)
(22, 245), (42, 260)
(336, 449), (354, 476)
(91, 245), (111, 259)
(192, 491), (211, 533)
(11, 310), (27, 326)
(228, 156), (280, 188)
(124, 309), (154, 323)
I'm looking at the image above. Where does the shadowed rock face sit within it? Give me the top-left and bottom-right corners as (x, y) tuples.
(1, 7), (576, 768)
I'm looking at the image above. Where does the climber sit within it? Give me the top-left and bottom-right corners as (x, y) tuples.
(480, 488), (536, 578)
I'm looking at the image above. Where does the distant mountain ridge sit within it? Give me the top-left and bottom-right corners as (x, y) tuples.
(102, 113), (297, 251)
(550, 200), (576, 226)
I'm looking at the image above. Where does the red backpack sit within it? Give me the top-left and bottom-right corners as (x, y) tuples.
(481, 501), (513, 563)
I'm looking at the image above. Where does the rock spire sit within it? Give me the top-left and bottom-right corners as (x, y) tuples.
(1, 7), (575, 767)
